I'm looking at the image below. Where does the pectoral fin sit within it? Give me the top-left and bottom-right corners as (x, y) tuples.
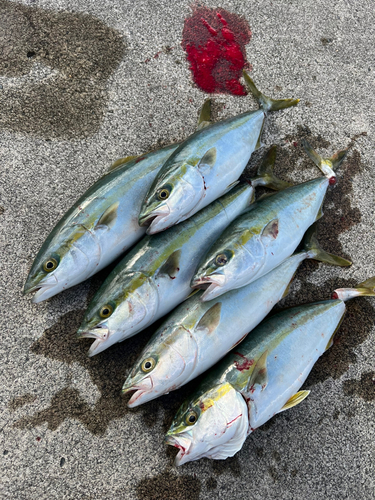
(278, 390), (310, 413)
(197, 147), (217, 172)
(247, 351), (268, 392)
(261, 219), (279, 240)
(95, 202), (119, 230)
(195, 302), (222, 334)
(157, 250), (182, 279)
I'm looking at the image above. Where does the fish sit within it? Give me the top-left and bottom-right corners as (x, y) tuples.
(165, 277), (375, 465)
(77, 147), (289, 356)
(138, 71), (299, 234)
(22, 100), (214, 303)
(121, 224), (350, 407)
(191, 139), (349, 301)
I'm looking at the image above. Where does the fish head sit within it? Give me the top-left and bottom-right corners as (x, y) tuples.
(138, 163), (205, 234)
(165, 382), (249, 466)
(77, 273), (159, 356)
(122, 324), (198, 407)
(191, 228), (265, 300)
(24, 225), (100, 303)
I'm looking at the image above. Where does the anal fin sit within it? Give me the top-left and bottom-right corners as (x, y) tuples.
(221, 180), (240, 195)
(278, 390), (310, 413)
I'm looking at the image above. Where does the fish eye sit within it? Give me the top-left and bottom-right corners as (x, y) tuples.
(157, 187), (170, 201)
(185, 410), (198, 426)
(141, 357), (156, 373)
(99, 304), (113, 318)
(215, 253), (228, 266)
(43, 258), (58, 273)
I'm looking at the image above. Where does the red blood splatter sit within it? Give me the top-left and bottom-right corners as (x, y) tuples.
(234, 352), (254, 371)
(331, 292), (339, 300)
(36, 436), (41, 442)
(329, 176), (337, 185)
(135, 157), (146, 163)
(293, 141), (298, 147)
(182, 6), (252, 95)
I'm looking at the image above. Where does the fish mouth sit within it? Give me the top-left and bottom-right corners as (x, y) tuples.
(192, 274), (226, 302)
(24, 274), (59, 303)
(139, 206), (170, 228)
(122, 376), (154, 407)
(76, 325), (110, 357)
(77, 325), (109, 340)
(165, 434), (192, 466)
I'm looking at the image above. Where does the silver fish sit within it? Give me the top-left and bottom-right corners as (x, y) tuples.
(122, 224), (350, 406)
(22, 100), (213, 303)
(166, 278), (375, 465)
(77, 147), (288, 356)
(192, 140), (348, 301)
(138, 72), (299, 234)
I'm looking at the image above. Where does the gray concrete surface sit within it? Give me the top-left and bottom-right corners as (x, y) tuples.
(1, 0), (374, 498)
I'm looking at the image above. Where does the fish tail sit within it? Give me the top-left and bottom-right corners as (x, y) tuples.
(243, 71), (300, 112)
(251, 145), (292, 191)
(332, 277), (375, 301)
(302, 139), (349, 184)
(303, 222), (352, 266)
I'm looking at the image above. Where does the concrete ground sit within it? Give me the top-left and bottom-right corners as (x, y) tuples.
(1, 0), (374, 498)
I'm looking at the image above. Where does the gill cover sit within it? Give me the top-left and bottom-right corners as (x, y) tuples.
(166, 383), (249, 465)
(77, 272), (160, 356)
(122, 326), (199, 407)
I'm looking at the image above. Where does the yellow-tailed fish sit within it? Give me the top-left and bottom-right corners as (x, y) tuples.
(166, 278), (375, 465)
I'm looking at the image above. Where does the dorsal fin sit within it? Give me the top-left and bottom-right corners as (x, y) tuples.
(157, 250), (181, 279)
(195, 302), (222, 334)
(107, 156), (138, 173)
(197, 99), (212, 129)
(278, 390), (310, 413)
(95, 202), (119, 230)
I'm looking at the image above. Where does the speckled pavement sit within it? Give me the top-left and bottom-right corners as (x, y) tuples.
(1, 1), (374, 498)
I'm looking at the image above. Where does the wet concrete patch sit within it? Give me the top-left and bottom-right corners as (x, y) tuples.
(8, 393), (36, 411)
(13, 309), (152, 434)
(343, 372), (375, 402)
(136, 471), (201, 500)
(212, 455), (241, 477)
(0, 0), (125, 139)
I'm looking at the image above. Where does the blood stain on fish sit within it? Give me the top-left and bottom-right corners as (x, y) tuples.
(234, 352), (253, 371)
(251, 128), (375, 387)
(182, 6), (252, 95)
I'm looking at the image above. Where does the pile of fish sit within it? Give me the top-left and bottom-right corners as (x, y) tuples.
(24, 71), (375, 466)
